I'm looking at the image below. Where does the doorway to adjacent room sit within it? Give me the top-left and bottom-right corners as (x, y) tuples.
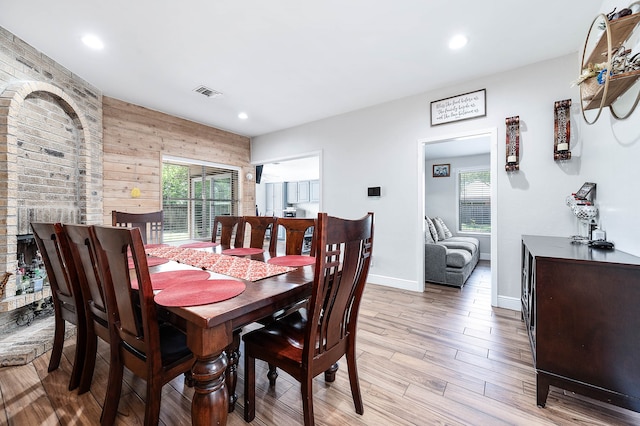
(419, 129), (498, 305)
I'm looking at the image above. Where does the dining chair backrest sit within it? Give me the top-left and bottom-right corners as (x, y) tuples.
(92, 225), (158, 357)
(31, 222), (87, 391)
(242, 216), (277, 249)
(212, 215), (244, 249)
(62, 224), (109, 337)
(111, 210), (163, 245)
(271, 217), (316, 256)
(306, 212), (373, 363)
(61, 223), (110, 394)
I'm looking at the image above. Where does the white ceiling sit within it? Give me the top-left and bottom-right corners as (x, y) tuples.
(1, 1), (601, 138)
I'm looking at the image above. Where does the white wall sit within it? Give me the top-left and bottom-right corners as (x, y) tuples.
(252, 39), (640, 307)
(425, 153), (491, 258)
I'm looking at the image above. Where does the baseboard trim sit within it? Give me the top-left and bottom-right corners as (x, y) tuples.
(367, 274), (420, 292)
(497, 294), (521, 311)
(368, 272), (522, 311)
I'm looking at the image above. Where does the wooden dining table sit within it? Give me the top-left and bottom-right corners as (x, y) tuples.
(148, 247), (314, 426)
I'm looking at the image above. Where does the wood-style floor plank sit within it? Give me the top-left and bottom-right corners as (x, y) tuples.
(0, 361), (58, 425)
(2, 261), (640, 425)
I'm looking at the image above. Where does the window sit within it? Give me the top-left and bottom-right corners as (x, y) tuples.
(162, 157), (239, 242)
(458, 168), (490, 233)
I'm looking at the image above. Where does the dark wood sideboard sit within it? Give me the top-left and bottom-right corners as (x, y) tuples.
(521, 235), (640, 412)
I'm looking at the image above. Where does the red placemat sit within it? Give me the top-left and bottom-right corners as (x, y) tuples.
(179, 242), (220, 249)
(131, 270), (211, 290)
(222, 247), (264, 256)
(128, 256), (170, 269)
(154, 279), (246, 307)
(267, 255), (316, 267)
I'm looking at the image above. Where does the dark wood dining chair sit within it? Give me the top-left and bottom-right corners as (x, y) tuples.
(111, 210), (163, 245)
(243, 212), (374, 426)
(261, 218), (317, 334)
(31, 222), (87, 392)
(242, 216), (277, 249)
(269, 217), (316, 256)
(60, 223), (110, 395)
(91, 225), (194, 426)
(220, 216), (278, 412)
(212, 215), (244, 249)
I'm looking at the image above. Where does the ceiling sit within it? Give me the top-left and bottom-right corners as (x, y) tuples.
(1, 1), (601, 138)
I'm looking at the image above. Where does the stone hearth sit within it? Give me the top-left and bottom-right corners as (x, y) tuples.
(0, 312), (75, 367)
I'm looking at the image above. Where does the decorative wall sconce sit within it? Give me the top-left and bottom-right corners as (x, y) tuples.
(505, 116), (520, 172)
(554, 99), (572, 161)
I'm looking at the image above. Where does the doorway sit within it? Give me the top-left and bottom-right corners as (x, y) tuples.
(255, 154), (321, 219)
(419, 128), (498, 305)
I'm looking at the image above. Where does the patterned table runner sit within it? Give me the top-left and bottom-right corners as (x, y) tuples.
(145, 246), (294, 282)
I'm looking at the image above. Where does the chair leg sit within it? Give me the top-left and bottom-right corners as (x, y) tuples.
(301, 375), (315, 426)
(225, 329), (241, 412)
(48, 312), (65, 373)
(144, 377), (163, 426)
(267, 363), (278, 387)
(346, 344), (363, 414)
(244, 352), (256, 422)
(100, 357), (124, 426)
(78, 334), (98, 394)
(68, 319), (87, 391)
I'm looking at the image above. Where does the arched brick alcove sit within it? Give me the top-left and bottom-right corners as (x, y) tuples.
(0, 81), (96, 296)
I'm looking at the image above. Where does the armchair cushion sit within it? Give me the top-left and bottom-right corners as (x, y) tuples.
(445, 249), (472, 268)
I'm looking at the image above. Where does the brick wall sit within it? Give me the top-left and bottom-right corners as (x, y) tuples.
(0, 26), (103, 294)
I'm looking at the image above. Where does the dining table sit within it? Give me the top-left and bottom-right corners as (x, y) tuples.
(144, 244), (315, 426)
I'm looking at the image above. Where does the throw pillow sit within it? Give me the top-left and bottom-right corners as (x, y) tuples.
(435, 217), (453, 239)
(425, 225), (435, 243)
(432, 217), (446, 241)
(425, 216), (438, 242)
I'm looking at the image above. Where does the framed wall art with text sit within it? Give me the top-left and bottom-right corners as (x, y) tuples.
(430, 89), (486, 126)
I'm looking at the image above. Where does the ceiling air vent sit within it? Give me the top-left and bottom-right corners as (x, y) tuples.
(193, 85), (223, 98)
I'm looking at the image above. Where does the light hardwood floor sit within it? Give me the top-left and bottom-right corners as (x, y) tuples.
(2, 260), (640, 425)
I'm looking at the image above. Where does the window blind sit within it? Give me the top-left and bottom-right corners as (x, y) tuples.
(458, 169), (490, 233)
(162, 161), (239, 242)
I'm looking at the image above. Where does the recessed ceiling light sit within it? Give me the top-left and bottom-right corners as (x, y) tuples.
(448, 34), (468, 50)
(238, 112), (248, 120)
(81, 34), (104, 50)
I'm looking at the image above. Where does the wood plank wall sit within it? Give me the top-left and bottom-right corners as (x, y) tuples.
(102, 97), (254, 224)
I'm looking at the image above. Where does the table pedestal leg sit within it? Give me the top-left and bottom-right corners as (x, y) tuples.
(191, 352), (228, 426)
(225, 330), (241, 412)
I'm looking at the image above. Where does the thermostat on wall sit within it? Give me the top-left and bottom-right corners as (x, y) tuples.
(368, 187), (381, 197)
